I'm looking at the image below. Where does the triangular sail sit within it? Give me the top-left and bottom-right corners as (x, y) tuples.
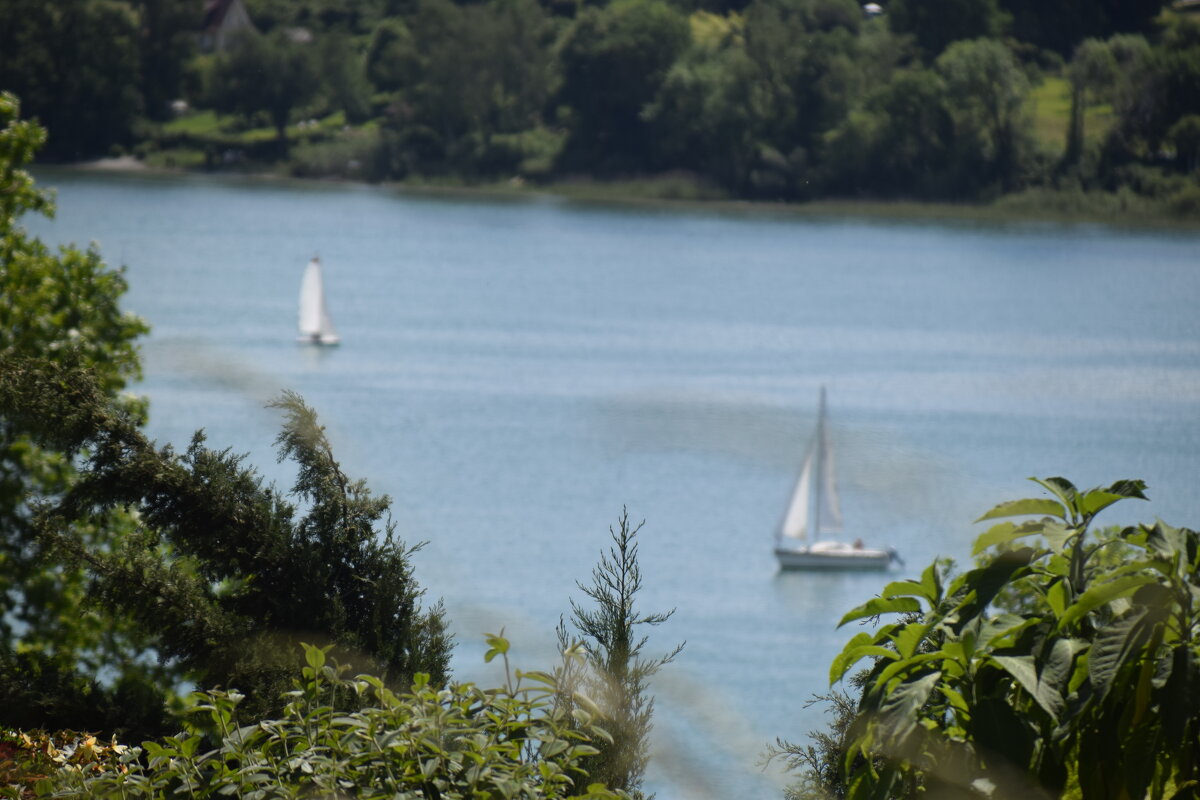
(298, 257), (339, 344)
(780, 445), (814, 541)
(298, 259), (323, 336)
(779, 387), (842, 543)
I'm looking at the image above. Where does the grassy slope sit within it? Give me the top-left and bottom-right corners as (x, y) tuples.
(1026, 76), (1116, 152)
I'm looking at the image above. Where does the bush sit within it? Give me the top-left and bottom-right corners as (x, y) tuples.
(813, 478), (1200, 800)
(43, 641), (624, 800)
(1, 728), (130, 799)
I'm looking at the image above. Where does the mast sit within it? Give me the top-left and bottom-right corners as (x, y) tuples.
(813, 386), (825, 538)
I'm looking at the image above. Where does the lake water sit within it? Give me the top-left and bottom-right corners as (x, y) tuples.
(27, 169), (1200, 798)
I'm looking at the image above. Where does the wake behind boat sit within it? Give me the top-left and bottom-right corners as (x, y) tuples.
(774, 388), (900, 571)
(297, 256), (340, 345)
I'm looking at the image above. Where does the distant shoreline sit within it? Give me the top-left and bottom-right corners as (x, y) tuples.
(41, 158), (1200, 232)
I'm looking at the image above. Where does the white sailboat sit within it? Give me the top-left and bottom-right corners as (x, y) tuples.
(774, 388), (899, 570)
(297, 256), (340, 345)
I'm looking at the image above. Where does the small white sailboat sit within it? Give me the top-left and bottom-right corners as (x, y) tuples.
(774, 388), (899, 570)
(297, 256), (340, 346)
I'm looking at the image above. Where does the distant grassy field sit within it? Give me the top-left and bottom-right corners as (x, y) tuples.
(1027, 76), (1116, 152)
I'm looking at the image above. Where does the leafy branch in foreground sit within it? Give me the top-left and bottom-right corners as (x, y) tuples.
(809, 477), (1199, 800)
(0, 357), (451, 727)
(556, 509), (684, 799)
(1, 91), (155, 735)
(43, 640), (624, 800)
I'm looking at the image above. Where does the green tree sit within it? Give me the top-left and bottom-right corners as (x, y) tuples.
(1001, 0), (1166, 55)
(316, 32), (374, 124)
(366, 17), (420, 93)
(0, 358), (452, 725)
(864, 68), (956, 196)
(208, 30), (320, 156)
(936, 38), (1032, 193)
(555, 509), (683, 797)
(736, 0), (865, 198)
(132, 0), (198, 120)
(1063, 38), (1118, 166)
(0, 0), (143, 159)
(0, 93), (158, 733)
(645, 12), (758, 189)
(379, 0), (557, 177)
(887, 0), (1004, 59)
(822, 477), (1200, 800)
(1169, 114), (1200, 173)
(556, 0), (691, 174)
(1114, 14), (1200, 160)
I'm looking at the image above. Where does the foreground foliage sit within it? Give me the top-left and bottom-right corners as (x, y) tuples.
(556, 510), (683, 798)
(0, 729), (129, 800)
(824, 477), (1198, 800)
(0, 357), (451, 731)
(35, 641), (622, 800)
(0, 92), (160, 734)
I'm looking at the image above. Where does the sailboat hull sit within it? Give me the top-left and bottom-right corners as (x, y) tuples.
(296, 333), (340, 346)
(775, 542), (894, 571)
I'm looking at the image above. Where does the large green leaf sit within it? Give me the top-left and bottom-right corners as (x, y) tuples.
(975, 498), (1066, 524)
(1040, 637), (1085, 699)
(1040, 520), (1077, 553)
(876, 671), (942, 747)
(978, 613), (1037, 650)
(1057, 573), (1159, 629)
(949, 548), (1037, 633)
(1088, 607), (1159, 701)
(831, 645), (900, 684)
(1143, 521), (1187, 563)
(838, 595), (923, 627)
(875, 651), (947, 690)
(1118, 720), (1161, 800)
(971, 520), (1046, 556)
(882, 563), (940, 605)
(1030, 477), (1080, 515)
(829, 631), (874, 684)
(893, 620), (930, 659)
(1045, 578), (1068, 619)
(991, 654), (1040, 701)
(988, 652), (1065, 724)
(1079, 480), (1147, 518)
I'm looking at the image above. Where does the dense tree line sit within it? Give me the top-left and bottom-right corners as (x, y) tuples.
(1, 0), (1198, 207)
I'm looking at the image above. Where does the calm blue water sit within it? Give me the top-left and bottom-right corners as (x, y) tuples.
(28, 169), (1200, 798)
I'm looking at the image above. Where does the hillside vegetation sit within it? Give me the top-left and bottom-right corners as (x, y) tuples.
(1, 0), (1199, 217)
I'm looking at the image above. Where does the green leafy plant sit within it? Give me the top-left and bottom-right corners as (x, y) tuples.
(555, 509), (683, 799)
(826, 477), (1199, 800)
(0, 359), (451, 728)
(0, 91), (159, 735)
(0, 728), (130, 800)
(41, 641), (623, 800)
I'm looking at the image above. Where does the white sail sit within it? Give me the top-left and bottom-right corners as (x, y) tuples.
(298, 257), (339, 345)
(780, 445), (814, 541)
(778, 387), (840, 542)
